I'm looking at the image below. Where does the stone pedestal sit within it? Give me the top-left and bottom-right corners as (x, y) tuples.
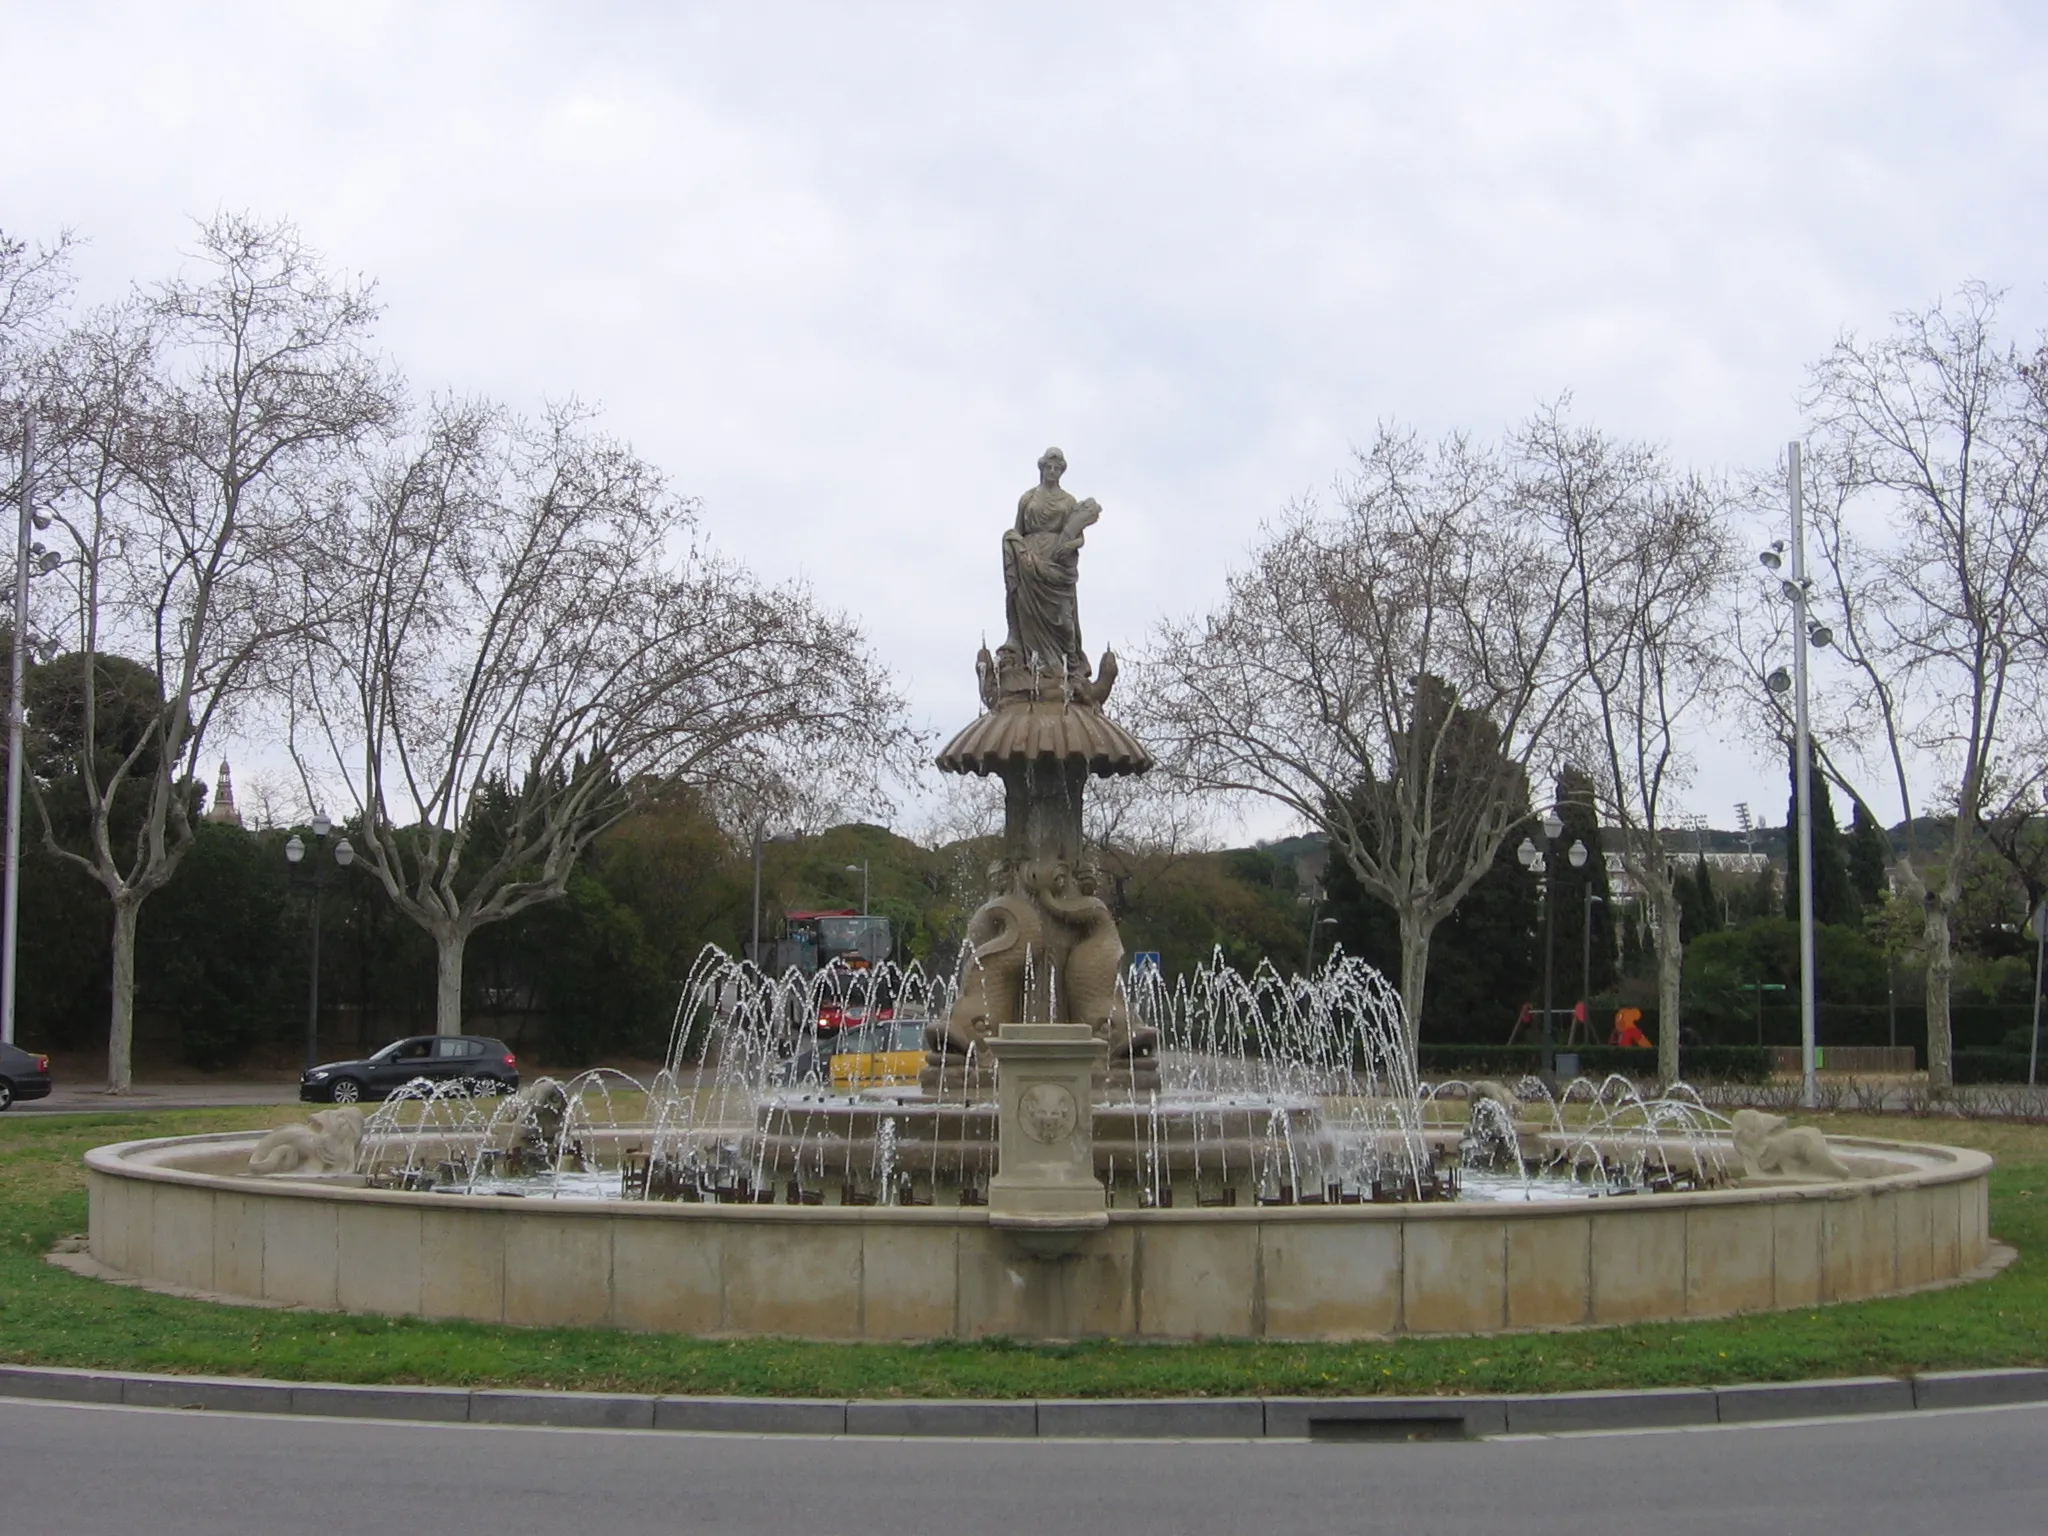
(987, 1023), (1108, 1245)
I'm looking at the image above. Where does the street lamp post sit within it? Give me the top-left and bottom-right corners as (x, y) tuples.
(751, 822), (766, 967)
(749, 823), (797, 970)
(3, 417), (63, 1050)
(844, 860), (869, 915)
(2, 417), (32, 1048)
(1578, 870), (1601, 1034)
(1304, 908), (1337, 974)
(1518, 811), (1576, 1079)
(2030, 898), (2046, 1090)
(1761, 441), (1830, 1109)
(285, 812), (354, 1069)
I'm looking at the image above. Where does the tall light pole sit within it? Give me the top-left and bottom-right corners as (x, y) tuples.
(750, 823), (796, 968)
(2, 417), (31, 1047)
(845, 859), (869, 915)
(1761, 441), (1828, 1109)
(1517, 810), (1569, 1079)
(2029, 897), (2045, 1090)
(751, 821), (767, 967)
(285, 812), (354, 1068)
(1304, 909), (1337, 974)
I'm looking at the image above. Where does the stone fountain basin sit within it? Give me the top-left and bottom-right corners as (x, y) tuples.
(82, 1130), (1989, 1342)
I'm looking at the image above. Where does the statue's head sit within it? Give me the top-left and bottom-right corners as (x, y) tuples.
(1037, 447), (1066, 485)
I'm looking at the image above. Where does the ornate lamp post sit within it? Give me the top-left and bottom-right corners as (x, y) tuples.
(1575, 850), (1600, 1033)
(285, 812), (353, 1068)
(1518, 811), (1585, 1079)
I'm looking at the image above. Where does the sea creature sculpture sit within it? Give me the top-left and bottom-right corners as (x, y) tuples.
(931, 866), (1046, 1053)
(1730, 1108), (1853, 1181)
(247, 1106), (365, 1176)
(1038, 859), (1156, 1059)
(1466, 1080), (1519, 1117)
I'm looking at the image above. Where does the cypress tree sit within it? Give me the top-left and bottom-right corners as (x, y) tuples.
(1552, 768), (1618, 1000)
(1784, 740), (1859, 925)
(1679, 853), (1719, 945)
(1846, 800), (1890, 908)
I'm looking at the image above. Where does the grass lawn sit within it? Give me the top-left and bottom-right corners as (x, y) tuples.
(1, 1107), (2043, 1400)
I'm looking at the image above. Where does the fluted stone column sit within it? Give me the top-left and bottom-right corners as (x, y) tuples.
(987, 1022), (1107, 1247)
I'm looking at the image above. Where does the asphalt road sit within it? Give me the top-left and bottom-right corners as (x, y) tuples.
(3, 1397), (2044, 1535)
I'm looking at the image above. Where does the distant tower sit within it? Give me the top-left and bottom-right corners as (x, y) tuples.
(205, 760), (244, 828)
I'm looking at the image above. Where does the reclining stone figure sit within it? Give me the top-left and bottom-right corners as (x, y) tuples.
(248, 1106), (365, 1177)
(1730, 1108), (1853, 1181)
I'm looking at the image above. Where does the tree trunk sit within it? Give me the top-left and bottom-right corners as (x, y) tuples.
(1653, 879), (1683, 1087)
(1396, 907), (1434, 1066)
(434, 926), (469, 1036)
(107, 899), (139, 1094)
(1923, 896), (1954, 1091)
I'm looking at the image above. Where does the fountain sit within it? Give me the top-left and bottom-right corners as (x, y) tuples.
(81, 449), (1994, 1340)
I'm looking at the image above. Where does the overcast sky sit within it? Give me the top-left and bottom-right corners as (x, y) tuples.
(7, 1), (2047, 839)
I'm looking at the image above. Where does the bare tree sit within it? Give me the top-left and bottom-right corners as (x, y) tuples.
(0, 227), (78, 420)
(32, 215), (393, 1090)
(1079, 765), (1217, 921)
(295, 400), (913, 1034)
(1521, 405), (1735, 1083)
(1139, 426), (1581, 1052)
(1789, 285), (2048, 1090)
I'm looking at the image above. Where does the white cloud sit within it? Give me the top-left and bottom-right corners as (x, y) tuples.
(9, 0), (2047, 836)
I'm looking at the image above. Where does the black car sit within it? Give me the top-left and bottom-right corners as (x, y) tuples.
(300, 1035), (519, 1104)
(0, 1040), (52, 1110)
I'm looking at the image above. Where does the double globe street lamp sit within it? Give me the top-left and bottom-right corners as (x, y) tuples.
(284, 812), (353, 1069)
(1518, 811), (1588, 1080)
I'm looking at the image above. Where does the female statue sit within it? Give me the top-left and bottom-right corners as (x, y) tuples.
(1002, 447), (1099, 679)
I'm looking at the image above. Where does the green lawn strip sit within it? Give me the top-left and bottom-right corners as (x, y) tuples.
(0, 1108), (2042, 1400)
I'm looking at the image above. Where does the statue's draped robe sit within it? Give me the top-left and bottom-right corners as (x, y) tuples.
(1003, 486), (1088, 675)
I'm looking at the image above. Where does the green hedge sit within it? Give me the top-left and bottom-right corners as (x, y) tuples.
(1697, 1003), (2035, 1057)
(1415, 1043), (1772, 1085)
(1953, 1051), (2046, 1086)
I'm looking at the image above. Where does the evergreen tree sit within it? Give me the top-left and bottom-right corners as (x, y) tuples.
(1552, 768), (1618, 1001)
(1784, 740), (1859, 925)
(1846, 800), (1891, 908)
(1619, 903), (1644, 972)
(1679, 854), (1721, 945)
(1322, 769), (1539, 1044)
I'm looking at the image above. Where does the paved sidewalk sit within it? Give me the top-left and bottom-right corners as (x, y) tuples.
(8, 1081), (302, 1115)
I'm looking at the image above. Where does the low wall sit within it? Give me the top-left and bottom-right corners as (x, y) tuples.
(84, 1133), (1993, 1341)
(1768, 1046), (1919, 1075)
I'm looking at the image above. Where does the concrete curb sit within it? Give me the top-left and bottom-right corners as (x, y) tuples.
(3, 1363), (2046, 1440)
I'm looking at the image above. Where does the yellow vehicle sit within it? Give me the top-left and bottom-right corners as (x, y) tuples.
(827, 1020), (928, 1090)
